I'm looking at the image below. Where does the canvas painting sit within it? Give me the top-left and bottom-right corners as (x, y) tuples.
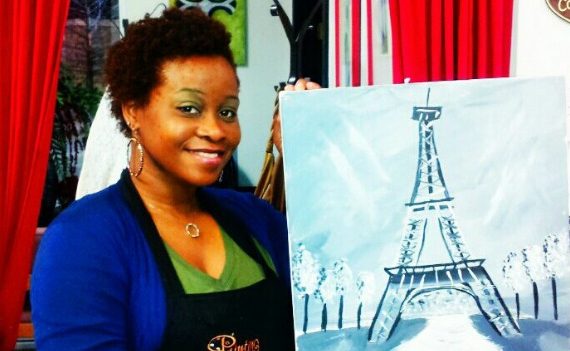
(279, 77), (570, 351)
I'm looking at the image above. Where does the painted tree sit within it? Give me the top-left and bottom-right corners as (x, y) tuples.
(313, 267), (336, 331)
(291, 243), (320, 333)
(333, 258), (353, 329)
(502, 251), (527, 320)
(543, 232), (570, 320)
(356, 272), (376, 329)
(521, 245), (548, 319)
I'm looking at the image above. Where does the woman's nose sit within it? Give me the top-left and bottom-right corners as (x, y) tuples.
(196, 113), (225, 141)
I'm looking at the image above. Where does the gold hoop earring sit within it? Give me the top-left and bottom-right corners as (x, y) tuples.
(127, 137), (144, 177)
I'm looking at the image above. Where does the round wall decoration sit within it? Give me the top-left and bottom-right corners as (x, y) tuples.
(546, 0), (570, 23)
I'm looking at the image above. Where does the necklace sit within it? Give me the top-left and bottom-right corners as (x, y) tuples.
(146, 202), (201, 238)
(185, 222), (200, 238)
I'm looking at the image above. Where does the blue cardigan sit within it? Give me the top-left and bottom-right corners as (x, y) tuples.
(31, 178), (290, 351)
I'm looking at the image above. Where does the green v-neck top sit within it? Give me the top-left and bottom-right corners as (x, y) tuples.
(165, 227), (276, 294)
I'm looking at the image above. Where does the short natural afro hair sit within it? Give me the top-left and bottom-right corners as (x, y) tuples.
(104, 7), (235, 136)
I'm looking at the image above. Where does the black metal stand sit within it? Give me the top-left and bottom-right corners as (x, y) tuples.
(270, 0), (328, 87)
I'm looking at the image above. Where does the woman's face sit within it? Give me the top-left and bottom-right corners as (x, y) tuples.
(124, 55), (240, 187)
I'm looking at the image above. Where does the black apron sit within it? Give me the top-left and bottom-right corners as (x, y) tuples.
(120, 171), (295, 351)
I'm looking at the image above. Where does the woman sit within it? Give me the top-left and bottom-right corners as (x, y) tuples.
(31, 8), (318, 350)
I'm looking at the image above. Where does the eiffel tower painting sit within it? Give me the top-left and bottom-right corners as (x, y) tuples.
(367, 89), (521, 343)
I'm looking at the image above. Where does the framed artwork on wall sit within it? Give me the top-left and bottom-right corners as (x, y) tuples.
(171, 0), (247, 65)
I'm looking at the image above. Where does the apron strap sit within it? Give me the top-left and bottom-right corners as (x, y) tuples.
(120, 170), (186, 295)
(198, 189), (277, 279)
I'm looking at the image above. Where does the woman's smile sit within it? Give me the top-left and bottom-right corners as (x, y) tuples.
(186, 147), (226, 166)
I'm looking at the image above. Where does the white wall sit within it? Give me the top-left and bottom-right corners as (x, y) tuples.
(119, 1), (292, 186)
(512, 0), (570, 116)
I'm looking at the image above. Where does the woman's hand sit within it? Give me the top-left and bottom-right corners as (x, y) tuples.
(273, 78), (321, 153)
(283, 78), (321, 92)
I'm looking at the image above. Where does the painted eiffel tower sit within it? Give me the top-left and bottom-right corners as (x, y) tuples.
(367, 89), (520, 343)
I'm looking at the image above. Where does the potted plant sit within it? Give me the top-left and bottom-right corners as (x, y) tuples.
(38, 66), (102, 225)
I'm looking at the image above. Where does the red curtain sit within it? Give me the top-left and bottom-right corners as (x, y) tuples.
(0, 1), (70, 349)
(389, 0), (514, 83)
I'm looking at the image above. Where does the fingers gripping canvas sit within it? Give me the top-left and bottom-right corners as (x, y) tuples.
(280, 77), (570, 351)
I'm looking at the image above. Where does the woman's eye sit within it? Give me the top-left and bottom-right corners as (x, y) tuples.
(219, 109), (237, 122)
(177, 105), (200, 115)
